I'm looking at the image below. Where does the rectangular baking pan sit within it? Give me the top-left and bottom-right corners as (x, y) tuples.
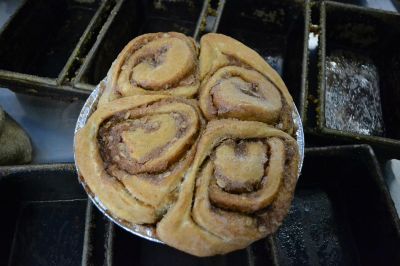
(108, 226), (277, 266)
(274, 145), (400, 265)
(0, 164), (89, 265)
(73, 0), (209, 91)
(314, 1), (400, 153)
(211, 0), (310, 117)
(0, 0), (115, 99)
(82, 145), (400, 265)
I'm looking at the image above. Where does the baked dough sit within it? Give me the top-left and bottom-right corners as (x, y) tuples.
(99, 32), (199, 106)
(75, 95), (204, 224)
(157, 119), (299, 256)
(75, 32), (301, 257)
(199, 34), (294, 134)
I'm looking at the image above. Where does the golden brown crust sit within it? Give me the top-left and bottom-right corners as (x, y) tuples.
(75, 95), (204, 224)
(157, 119), (299, 256)
(199, 33), (293, 102)
(198, 33), (295, 134)
(99, 32), (199, 106)
(75, 32), (301, 257)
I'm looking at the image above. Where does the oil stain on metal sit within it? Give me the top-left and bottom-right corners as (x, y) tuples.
(275, 188), (359, 266)
(325, 50), (385, 136)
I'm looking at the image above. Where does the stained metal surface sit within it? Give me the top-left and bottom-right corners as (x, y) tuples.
(314, 1), (400, 152)
(0, 0), (115, 99)
(275, 145), (400, 265)
(325, 51), (385, 136)
(0, 164), (88, 266)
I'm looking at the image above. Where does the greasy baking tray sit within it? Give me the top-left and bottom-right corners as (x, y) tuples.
(79, 145), (399, 265)
(0, 0), (115, 99)
(313, 1), (400, 152)
(73, 0), (209, 91)
(107, 225), (277, 266)
(211, 0), (310, 117)
(0, 164), (88, 266)
(274, 145), (400, 265)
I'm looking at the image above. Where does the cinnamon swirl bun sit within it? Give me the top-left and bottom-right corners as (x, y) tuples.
(75, 95), (204, 224)
(75, 32), (302, 257)
(157, 119), (299, 256)
(198, 33), (295, 134)
(99, 32), (199, 106)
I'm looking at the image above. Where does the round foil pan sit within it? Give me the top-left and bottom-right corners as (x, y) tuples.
(74, 79), (305, 243)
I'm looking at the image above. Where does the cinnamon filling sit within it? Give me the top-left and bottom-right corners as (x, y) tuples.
(98, 102), (197, 176)
(208, 137), (285, 213)
(213, 140), (267, 193)
(202, 66), (284, 124)
(122, 36), (197, 91)
(137, 45), (169, 68)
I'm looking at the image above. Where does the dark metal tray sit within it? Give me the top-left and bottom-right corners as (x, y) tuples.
(0, 164), (87, 265)
(302, 1), (400, 157)
(275, 145), (400, 265)
(0, 0), (115, 99)
(1, 150), (398, 265)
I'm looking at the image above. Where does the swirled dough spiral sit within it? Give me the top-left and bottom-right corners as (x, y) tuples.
(199, 34), (294, 134)
(157, 119), (299, 256)
(75, 95), (204, 224)
(75, 32), (301, 257)
(99, 32), (199, 106)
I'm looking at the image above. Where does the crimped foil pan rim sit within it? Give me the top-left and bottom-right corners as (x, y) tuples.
(73, 79), (305, 243)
